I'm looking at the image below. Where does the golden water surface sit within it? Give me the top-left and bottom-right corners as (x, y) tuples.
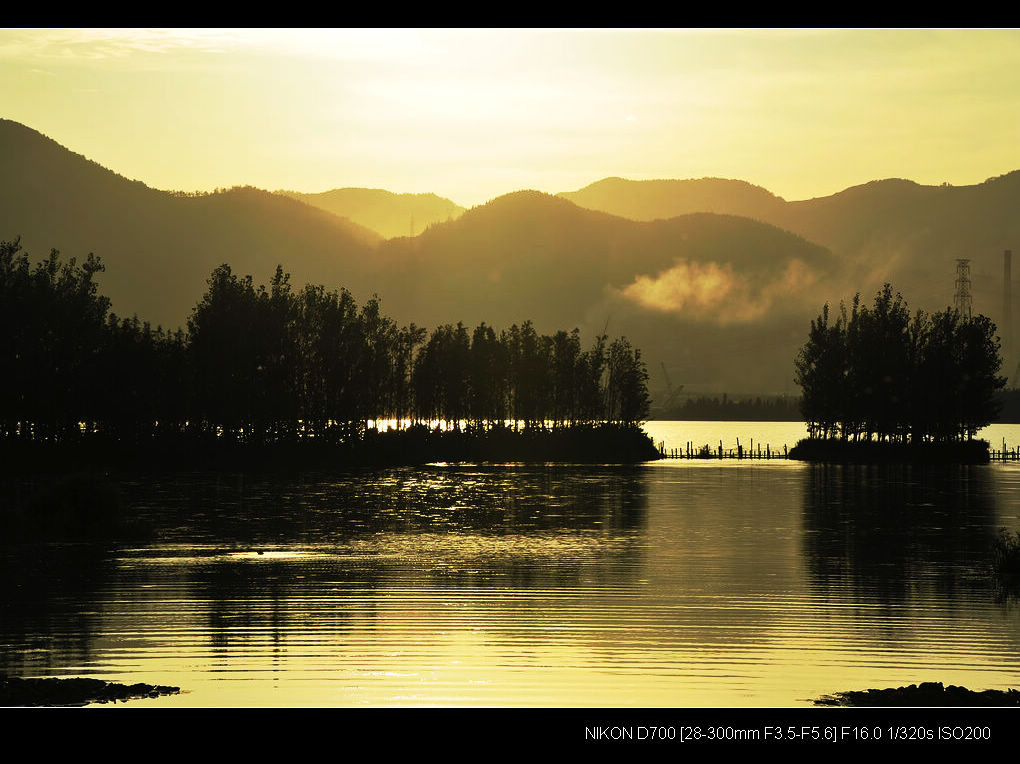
(3, 422), (1020, 707)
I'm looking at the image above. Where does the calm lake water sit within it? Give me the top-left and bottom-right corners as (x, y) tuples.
(3, 421), (1020, 707)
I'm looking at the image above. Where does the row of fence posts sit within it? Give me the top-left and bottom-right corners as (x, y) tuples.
(657, 438), (1020, 462)
(992, 441), (1020, 461)
(657, 437), (789, 460)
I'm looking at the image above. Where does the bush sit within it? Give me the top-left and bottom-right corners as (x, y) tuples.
(992, 528), (1020, 590)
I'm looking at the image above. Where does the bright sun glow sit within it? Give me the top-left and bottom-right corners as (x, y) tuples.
(1, 28), (1019, 205)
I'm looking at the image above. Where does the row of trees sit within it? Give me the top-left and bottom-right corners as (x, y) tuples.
(660, 394), (802, 422)
(794, 284), (1005, 443)
(0, 240), (650, 446)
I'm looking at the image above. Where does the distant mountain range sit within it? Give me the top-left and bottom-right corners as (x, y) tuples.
(278, 188), (465, 240)
(3, 118), (1018, 397)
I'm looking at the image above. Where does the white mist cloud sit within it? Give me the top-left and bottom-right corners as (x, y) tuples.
(620, 258), (818, 324)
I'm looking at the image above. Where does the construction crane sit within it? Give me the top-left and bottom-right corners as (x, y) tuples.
(660, 362), (685, 411)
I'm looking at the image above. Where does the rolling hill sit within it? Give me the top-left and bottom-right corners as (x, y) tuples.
(369, 190), (838, 394)
(279, 187), (465, 240)
(560, 176), (787, 222)
(373, 189), (833, 330)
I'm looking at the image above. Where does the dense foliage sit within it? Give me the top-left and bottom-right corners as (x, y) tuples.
(794, 284), (1005, 443)
(0, 240), (651, 448)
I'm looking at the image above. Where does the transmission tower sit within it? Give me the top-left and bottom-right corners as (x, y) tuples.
(954, 258), (973, 318)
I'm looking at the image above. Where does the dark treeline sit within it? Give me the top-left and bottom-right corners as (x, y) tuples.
(0, 239), (651, 456)
(658, 393), (802, 421)
(794, 284), (1005, 444)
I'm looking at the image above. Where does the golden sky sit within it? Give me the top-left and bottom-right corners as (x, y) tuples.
(2, 28), (1019, 206)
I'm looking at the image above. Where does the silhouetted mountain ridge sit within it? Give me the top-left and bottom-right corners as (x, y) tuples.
(6, 118), (1019, 395)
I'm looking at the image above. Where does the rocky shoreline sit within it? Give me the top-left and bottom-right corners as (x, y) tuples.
(0, 676), (181, 707)
(815, 682), (1020, 707)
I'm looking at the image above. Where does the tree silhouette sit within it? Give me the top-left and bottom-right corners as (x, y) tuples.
(796, 284), (1005, 445)
(1, 242), (655, 461)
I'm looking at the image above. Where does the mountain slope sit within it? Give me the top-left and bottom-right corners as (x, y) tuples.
(0, 119), (381, 329)
(279, 187), (465, 240)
